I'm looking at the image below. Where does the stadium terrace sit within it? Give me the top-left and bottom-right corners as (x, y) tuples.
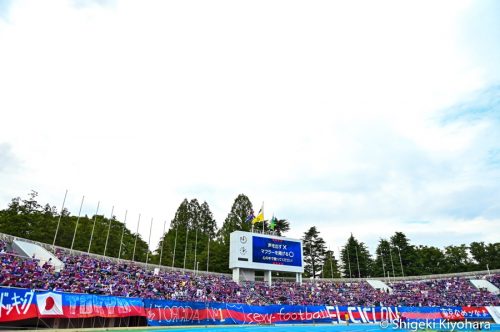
(1, 234), (499, 329)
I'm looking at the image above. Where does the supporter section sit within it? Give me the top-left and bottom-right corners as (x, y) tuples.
(1, 237), (499, 328)
(1, 238), (498, 307)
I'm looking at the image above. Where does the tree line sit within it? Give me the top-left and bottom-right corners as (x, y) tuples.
(0, 191), (498, 278)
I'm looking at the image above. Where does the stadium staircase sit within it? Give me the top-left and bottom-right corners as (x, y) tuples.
(366, 279), (392, 293)
(12, 239), (65, 272)
(470, 278), (499, 295)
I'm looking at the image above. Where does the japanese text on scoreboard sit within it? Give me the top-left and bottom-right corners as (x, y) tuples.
(252, 236), (302, 267)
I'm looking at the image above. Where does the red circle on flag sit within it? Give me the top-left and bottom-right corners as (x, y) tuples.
(45, 296), (55, 311)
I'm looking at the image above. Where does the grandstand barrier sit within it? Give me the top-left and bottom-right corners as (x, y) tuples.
(1, 286), (498, 328)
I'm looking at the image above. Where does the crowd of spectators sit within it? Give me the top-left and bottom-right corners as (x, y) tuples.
(388, 277), (498, 307)
(1, 239), (498, 307)
(487, 274), (500, 288)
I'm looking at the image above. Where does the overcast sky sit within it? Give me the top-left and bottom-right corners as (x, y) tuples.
(1, 0), (499, 255)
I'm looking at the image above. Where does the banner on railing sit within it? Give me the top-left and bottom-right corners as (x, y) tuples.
(144, 299), (332, 326)
(0, 287), (145, 321)
(0, 287), (37, 322)
(1, 287), (498, 326)
(144, 300), (497, 326)
(36, 291), (146, 318)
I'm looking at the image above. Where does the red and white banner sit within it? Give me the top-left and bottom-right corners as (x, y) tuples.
(36, 292), (64, 318)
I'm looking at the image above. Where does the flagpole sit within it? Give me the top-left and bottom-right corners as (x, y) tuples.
(389, 246), (396, 281)
(88, 201), (100, 253)
(70, 195), (85, 253)
(52, 189), (68, 250)
(338, 246), (342, 278)
(132, 213), (141, 261)
(159, 218), (167, 267)
(380, 245), (386, 280)
(103, 206), (115, 257)
(145, 217), (153, 268)
(355, 245), (361, 278)
(183, 223), (189, 270)
(172, 225), (178, 268)
(118, 226), (125, 259)
(262, 202), (265, 234)
(206, 235), (210, 273)
(346, 244), (352, 280)
(193, 228), (198, 270)
(118, 210), (127, 260)
(330, 250), (334, 278)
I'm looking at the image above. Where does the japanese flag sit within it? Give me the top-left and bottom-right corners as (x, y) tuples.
(36, 292), (64, 317)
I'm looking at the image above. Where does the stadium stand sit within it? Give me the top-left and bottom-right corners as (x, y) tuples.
(0, 236), (499, 307)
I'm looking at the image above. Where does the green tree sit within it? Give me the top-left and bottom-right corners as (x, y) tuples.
(302, 226), (327, 278)
(443, 244), (471, 273)
(340, 234), (372, 278)
(219, 194), (254, 245)
(155, 199), (218, 270)
(213, 194), (255, 273)
(373, 239), (392, 277)
(322, 249), (341, 278)
(0, 192), (149, 261)
(469, 242), (500, 270)
(389, 232), (418, 277)
(159, 199), (192, 268)
(414, 245), (446, 275)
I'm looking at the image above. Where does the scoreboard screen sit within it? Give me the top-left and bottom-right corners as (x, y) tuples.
(229, 231), (304, 273)
(252, 236), (302, 267)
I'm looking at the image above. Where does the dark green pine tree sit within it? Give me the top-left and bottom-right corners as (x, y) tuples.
(158, 199), (191, 269)
(373, 238), (392, 277)
(218, 194), (254, 245)
(196, 201), (218, 272)
(340, 234), (372, 278)
(214, 194), (254, 273)
(302, 226), (327, 278)
(389, 232), (418, 276)
(322, 249), (341, 278)
(155, 199), (218, 270)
